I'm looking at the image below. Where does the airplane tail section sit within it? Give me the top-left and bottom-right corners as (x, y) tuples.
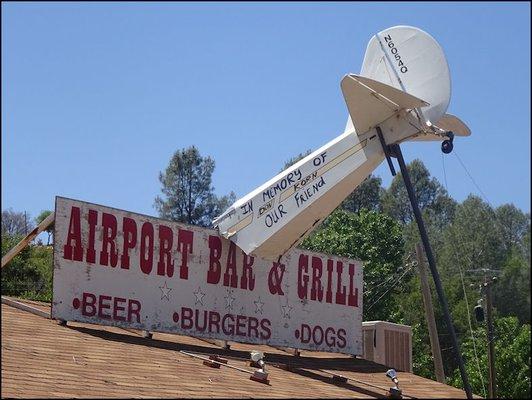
(361, 25), (451, 126)
(341, 74), (429, 135)
(214, 26), (470, 262)
(409, 113), (471, 141)
(344, 26), (470, 147)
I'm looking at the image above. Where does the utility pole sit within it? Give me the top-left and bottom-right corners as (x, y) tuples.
(415, 243), (445, 383)
(388, 142), (473, 399)
(469, 268), (499, 399)
(484, 276), (497, 399)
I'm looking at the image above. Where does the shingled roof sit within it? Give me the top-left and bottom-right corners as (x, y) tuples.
(1, 298), (473, 398)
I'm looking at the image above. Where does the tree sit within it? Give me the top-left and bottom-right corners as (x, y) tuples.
(2, 209), (33, 236)
(154, 146), (235, 227)
(341, 174), (383, 213)
(523, 228), (531, 265)
(35, 210), (54, 245)
(281, 149), (312, 171)
(494, 204), (530, 256)
(301, 209), (405, 321)
(1, 233), (53, 301)
(493, 248), (531, 324)
(449, 316), (531, 399)
(381, 159), (456, 225)
(439, 195), (506, 278)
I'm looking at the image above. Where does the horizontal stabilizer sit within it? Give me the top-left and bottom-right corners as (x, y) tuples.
(341, 74), (429, 134)
(434, 113), (471, 137)
(409, 113), (471, 141)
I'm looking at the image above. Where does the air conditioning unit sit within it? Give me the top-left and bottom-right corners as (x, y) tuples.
(362, 321), (412, 372)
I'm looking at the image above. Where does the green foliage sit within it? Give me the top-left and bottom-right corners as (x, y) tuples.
(36, 210), (54, 245)
(493, 249), (531, 324)
(278, 152), (530, 393)
(1, 234), (53, 302)
(494, 204), (530, 256)
(386, 171), (530, 395)
(35, 210), (53, 227)
(439, 195), (506, 277)
(301, 209), (405, 320)
(410, 321), (437, 381)
(449, 316), (531, 399)
(281, 149), (312, 172)
(523, 229), (531, 265)
(341, 174), (383, 213)
(154, 146), (236, 227)
(381, 159), (456, 224)
(291, 153), (530, 395)
(2, 150), (529, 397)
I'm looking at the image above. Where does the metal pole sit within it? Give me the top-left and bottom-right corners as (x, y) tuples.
(415, 243), (446, 383)
(391, 144), (473, 399)
(485, 278), (496, 398)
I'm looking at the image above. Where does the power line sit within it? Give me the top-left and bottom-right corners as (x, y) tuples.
(453, 152), (491, 205)
(364, 257), (416, 308)
(365, 263), (415, 312)
(453, 150), (528, 249)
(441, 152), (449, 192)
(442, 155), (487, 397)
(457, 260), (487, 397)
(368, 251), (416, 294)
(446, 150), (530, 395)
(450, 152), (530, 295)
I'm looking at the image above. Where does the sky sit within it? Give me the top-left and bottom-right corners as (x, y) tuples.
(2, 2), (530, 227)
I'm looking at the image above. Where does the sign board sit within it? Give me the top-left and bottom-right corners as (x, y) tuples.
(52, 196), (363, 355)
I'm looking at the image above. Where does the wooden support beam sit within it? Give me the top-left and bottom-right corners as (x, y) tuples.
(415, 243), (445, 383)
(196, 338), (231, 349)
(1, 212), (55, 269)
(1, 296), (50, 319)
(271, 346), (300, 356)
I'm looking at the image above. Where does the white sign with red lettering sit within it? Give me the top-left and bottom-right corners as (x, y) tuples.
(52, 196), (363, 355)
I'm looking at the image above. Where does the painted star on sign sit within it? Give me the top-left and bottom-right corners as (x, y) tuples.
(159, 281), (172, 301)
(194, 286), (206, 306)
(224, 289), (236, 310)
(281, 301), (293, 319)
(254, 297), (265, 314)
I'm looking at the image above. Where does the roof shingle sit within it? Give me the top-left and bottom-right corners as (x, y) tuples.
(1, 299), (473, 398)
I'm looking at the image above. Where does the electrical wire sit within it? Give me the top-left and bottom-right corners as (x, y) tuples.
(364, 263), (413, 310)
(457, 257), (487, 398)
(442, 153), (487, 397)
(441, 151), (449, 191)
(368, 252), (415, 294)
(436, 150), (521, 397)
(452, 150), (529, 344)
(453, 152), (490, 204)
(365, 263), (415, 312)
(453, 150), (526, 244)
